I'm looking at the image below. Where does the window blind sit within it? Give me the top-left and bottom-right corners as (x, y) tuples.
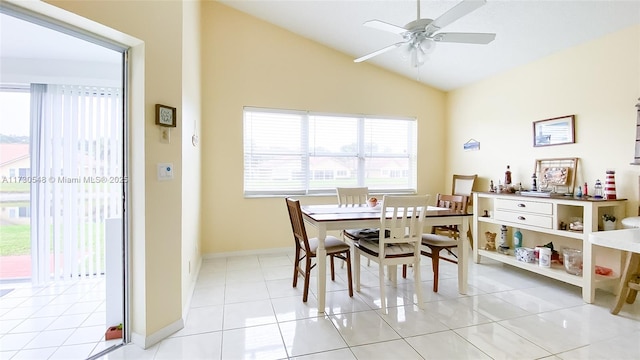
(244, 107), (417, 196)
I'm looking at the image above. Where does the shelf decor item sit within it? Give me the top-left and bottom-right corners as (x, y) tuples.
(105, 323), (123, 340)
(602, 214), (617, 231)
(563, 248), (583, 276)
(593, 179), (604, 199)
(515, 247), (535, 263)
(534, 157), (579, 195)
(604, 170), (617, 200)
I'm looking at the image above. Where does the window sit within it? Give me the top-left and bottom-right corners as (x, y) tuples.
(243, 107), (417, 196)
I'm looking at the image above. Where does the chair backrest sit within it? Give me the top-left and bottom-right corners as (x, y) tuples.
(336, 187), (369, 206)
(436, 193), (468, 212)
(285, 198), (311, 253)
(379, 195), (430, 250)
(452, 174), (477, 206)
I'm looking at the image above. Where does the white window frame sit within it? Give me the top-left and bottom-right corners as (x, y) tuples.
(243, 107), (417, 197)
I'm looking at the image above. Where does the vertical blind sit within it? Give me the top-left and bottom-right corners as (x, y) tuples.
(30, 84), (123, 284)
(243, 107), (417, 196)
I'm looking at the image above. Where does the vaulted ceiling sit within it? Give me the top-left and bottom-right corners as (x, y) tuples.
(2, 1), (639, 91)
(219, 0), (640, 91)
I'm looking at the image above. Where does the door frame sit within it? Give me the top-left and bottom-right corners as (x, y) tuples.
(0, 0), (144, 350)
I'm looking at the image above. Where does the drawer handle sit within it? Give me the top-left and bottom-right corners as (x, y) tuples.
(517, 203), (526, 208)
(518, 216), (526, 221)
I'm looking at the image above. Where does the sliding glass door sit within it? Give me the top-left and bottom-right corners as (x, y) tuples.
(0, 7), (129, 356)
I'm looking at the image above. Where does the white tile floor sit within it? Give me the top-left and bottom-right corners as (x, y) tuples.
(0, 277), (121, 359)
(4, 251), (640, 360)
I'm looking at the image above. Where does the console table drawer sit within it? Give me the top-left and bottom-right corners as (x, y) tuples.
(495, 198), (553, 215)
(494, 210), (553, 229)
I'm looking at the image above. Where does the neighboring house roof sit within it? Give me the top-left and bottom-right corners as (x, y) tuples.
(0, 143), (29, 167)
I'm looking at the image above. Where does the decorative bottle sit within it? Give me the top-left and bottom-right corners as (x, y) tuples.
(505, 165), (512, 185)
(584, 182), (588, 196)
(576, 186), (582, 198)
(532, 173), (537, 191)
(513, 228), (523, 248)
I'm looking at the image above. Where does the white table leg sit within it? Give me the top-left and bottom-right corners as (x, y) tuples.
(317, 225), (327, 313)
(583, 240), (595, 303)
(458, 217), (469, 294)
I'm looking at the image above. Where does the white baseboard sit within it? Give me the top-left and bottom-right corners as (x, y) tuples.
(130, 317), (184, 349)
(203, 246), (293, 259)
(183, 257), (202, 319)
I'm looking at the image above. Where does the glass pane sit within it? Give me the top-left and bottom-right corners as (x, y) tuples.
(309, 156), (358, 190)
(309, 115), (358, 155)
(365, 157), (412, 190)
(364, 118), (415, 156)
(0, 89), (31, 279)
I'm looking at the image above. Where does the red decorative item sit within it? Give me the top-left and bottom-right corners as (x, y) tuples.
(105, 325), (123, 340)
(604, 170), (616, 200)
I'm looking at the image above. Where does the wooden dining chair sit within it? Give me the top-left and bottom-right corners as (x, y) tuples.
(403, 193), (467, 292)
(353, 194), (429, 313)
(336, 187), (372, 267)
(450, 174), (477, 248)
(452, 174), (477, 207)
(336, 187), (369, 207)
(285, 197), (353, 302)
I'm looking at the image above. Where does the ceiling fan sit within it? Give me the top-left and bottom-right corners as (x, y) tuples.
(354, 0), (496, 68)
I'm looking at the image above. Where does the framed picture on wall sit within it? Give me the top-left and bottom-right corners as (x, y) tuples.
(155, 104), (177, 127)
(533, 115), (575, 147)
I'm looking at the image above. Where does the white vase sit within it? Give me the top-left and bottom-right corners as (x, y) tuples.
(603, 220), (616, 231)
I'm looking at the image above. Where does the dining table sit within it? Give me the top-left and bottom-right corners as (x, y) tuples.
(588, 228), (640, 314)
(301, 203), (473, 313)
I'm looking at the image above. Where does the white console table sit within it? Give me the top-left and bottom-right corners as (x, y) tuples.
(473, 192), (627, 303)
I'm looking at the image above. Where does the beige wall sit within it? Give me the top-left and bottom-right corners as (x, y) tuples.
(447, 24), (640, 215)
(200, 2), (446, 254)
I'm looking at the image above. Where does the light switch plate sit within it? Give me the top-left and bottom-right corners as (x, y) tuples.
(157, 163), (173, 181)
(160, 128), (171, 144)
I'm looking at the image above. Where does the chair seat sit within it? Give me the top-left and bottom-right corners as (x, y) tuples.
(344, 228), (386, 241)
(354, 239), (416, 257)
(308, 236), (351, 255)
(422, 233), (458, 247)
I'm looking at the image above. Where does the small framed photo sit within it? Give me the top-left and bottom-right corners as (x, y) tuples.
(533, 115), (575, 147)
(155, 104), (177, 127)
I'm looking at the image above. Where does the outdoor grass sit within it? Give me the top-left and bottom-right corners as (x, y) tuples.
(0, 182), (29, 193)
(0, 225), (31, 256)
(0, 223), (106, 257)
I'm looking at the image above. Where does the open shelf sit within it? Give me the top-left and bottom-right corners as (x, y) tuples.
(478, 249), (619, 287)
(478, 249), (583, 286)
(477, 216), (584, 239)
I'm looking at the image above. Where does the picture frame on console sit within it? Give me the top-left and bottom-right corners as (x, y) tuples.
(534, 157), (579, 195)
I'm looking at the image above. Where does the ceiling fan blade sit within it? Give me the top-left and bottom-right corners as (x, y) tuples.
(354, 42), (407, 63)
(433, 32), (496, 44)
(363, 20), (407, 35)
(427, 0), (486, 33)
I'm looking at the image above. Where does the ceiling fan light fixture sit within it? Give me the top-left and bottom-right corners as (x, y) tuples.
(419, 38), (436, 54)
